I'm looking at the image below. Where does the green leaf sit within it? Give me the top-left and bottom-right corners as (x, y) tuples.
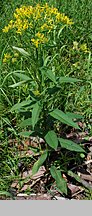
(43, 56), (51, 66)
(32, 151), (48, 175)
(58, 26), (66, 38)
(68, 170), (81, 183)
(12, 46), (30, 57)
(80, 153), (85, 158)
(46, 70), (56, 84)
(10, 100), (31, 112)
(18, 131), (32, 137)
(14, 73), (31, 81)
(50, 109), (80, 129)
(59, 138), (85, 152)
(9, 81), (26, 88)
(47, 86), (61, 95)
(66, 112), (83, 119)
(50, 166), (67, 195)
(0, 88), (12, 106)
(45, 130), (58, 150)
(19, 118), (32, 128)
(32, 102), (41, 129)
(89, 35), (92, 41)
(2, 117), (11, 126)
(59, 77), (81, 83)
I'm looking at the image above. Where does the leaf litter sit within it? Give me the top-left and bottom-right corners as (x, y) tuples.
(1, 121), (92, 200)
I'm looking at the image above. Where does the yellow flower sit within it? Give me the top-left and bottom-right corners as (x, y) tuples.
(14, 52), (19, 57)
(8, 20), (14, 28)
(56, 12), (61, 22)
(12, 58), (17, 63)
(16, 29), (22, 34)
(62, 15), (73, 25)
(80, 43), (89, 53)
(73, 62), (79, 67)
(31, 32), (48, 48)
(33, 90), (40, 96)
(41, 23), (53, 31)
(22, 20), (29, 30)
(2, 20), (14, 33)
(31, 38), (39, 48)
(73, 41), (78, 50)
(36, 32), (44, 39)
(14, 13), (19, 19)
(14, 18), (22, 28)
(2, 26), (9, 33)
(41, 23), (48, 30)
(3, 53), (12, 63)
(56, 13), (73, 25)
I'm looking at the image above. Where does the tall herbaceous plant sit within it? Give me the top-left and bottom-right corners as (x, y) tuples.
(2, 3), (85, 195)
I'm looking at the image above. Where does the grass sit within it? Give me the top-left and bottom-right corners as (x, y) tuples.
(0, 0), (92, 199)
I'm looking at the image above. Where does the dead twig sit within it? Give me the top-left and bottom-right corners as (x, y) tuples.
(78, 172), (92, 182)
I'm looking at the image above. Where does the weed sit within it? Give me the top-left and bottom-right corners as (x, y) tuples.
(0, 0), (92, 198)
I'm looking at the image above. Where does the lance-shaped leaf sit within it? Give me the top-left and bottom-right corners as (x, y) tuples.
(58, 26), (66, 38)
(19, 131), (33, 137)
(45, 130), (58, 150)
(46, 70), (56, 84)
(2, 117), (11, 126)
(50, 109), (80, 129)
(59, 76), (81, 83)
(10, 100), (32, 112)
(12, 46), (30, 57)
(50, 166), (67, 195)
(13, 73), (31, 81)
(68, 170), (81, 183)
(32, 151), (48, 175)
(19, 118), (32, 128)
(66, 112), (83, 119)
(32, 102), (41, 129)
(59, 138), (85, 152)
(9, 81), (26, 88)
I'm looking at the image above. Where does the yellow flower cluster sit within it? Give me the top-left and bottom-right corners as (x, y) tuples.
(73, 41), (90, 53)
(33, 90), (40, 96)
(80, 43), (89, 53)
(56, 13), (73, 25)
(2, 20), (14, 33)
(3, 52), (19, 64)
(31, 32), (48, 48)
(3, 53), (12, 63)
(2, 3), (73, 48)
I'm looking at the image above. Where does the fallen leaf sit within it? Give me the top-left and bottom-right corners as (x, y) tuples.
(78, 173), (92, 182)
(26, 150), (34, 156)
(11, 181), (18, 188)
(22, 166), (46, 180)
(67, 183), (84, 197)
(20, 184), (30, 192)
